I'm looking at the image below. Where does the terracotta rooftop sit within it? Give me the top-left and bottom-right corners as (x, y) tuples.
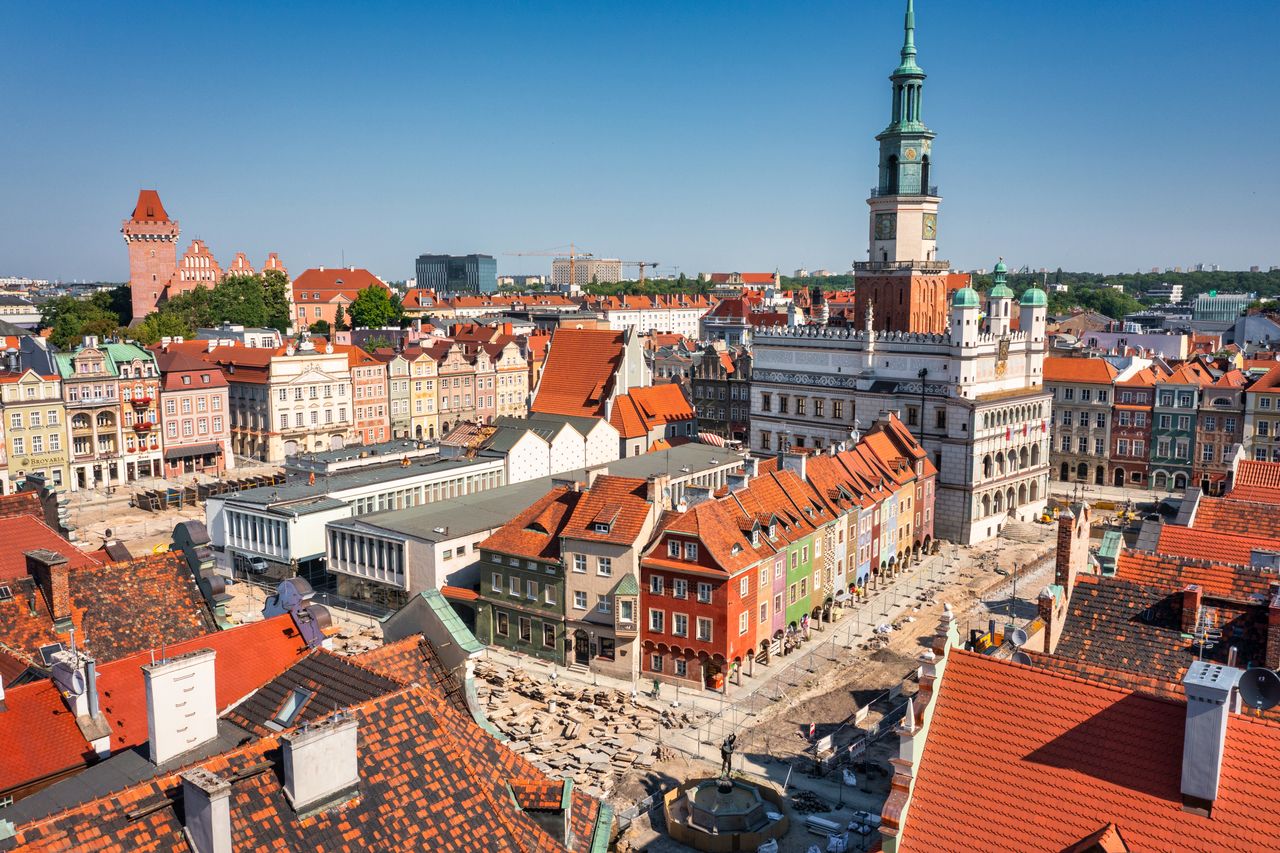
(609, 384), (694, 439)
(5, 682), (609, 852)
(531, 327), (626, 419)
(562, 476), (653, 546)
(0, 517), (102, 582)
(356, 634), (470, 717)
(0, 492), (42, 520)
(1043, 356), (1120, 384)
(480, 486), (579, 562)
(128, 189), (170, 223)
(1192, 495), (1280, 539)
(291, 267), (387, 299)
(1152, 525), (1280, 578)
(894, 650), (1280, 852)
(0, 615), (308, 799)
(1227, 459), (1280, 504)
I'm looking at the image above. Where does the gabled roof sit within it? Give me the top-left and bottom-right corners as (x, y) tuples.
(0, 515), (101, 582)
(531, 328), (626, 419)
(1152, 525), (1280, 577)
(1043, 356), (1120, 384)
(291, 267), (387, 299)
(128, 189), (170, 222)
(0, 615), (308, 798)
(6, 681), (609, 852)
(562, 476), (652, 546)
(479, 486), (579, 562)
(1192, 495), (1280, 539)
(1227, 459), (1280, 504)
(895, 650), (1280, 852)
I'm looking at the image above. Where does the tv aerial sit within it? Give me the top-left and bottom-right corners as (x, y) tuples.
(1239, 668), (1280, 712)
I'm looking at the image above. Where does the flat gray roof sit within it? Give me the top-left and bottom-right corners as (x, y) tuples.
(224, 455), (497, 508)
(334, 443), (744, 543)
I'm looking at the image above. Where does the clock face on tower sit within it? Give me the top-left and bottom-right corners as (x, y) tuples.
(875, 213), (897, 240)
(922, 213), (937, 240)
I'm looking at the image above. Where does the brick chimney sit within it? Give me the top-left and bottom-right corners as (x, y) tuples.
(1265, 583), (1280, 670)
(26, 549), (71, 629)
(1053, 505), (1090, 595)
(1181, 584), (1204, 634)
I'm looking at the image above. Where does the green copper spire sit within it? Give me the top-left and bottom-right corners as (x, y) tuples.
(898, 0), (920, 74)
(873, 0), (936, 197)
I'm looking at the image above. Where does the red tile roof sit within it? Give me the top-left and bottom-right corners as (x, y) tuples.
(1113, 548), (1274, 602)
(531, 328), (626, 418)
(1043, 356), (1120, 384)
(1153, 524), (1280, 573)
(128, 189), (170, 222)
(1228, 460), (1280, 504)
(480, 487), (579, 562)
(0, 615), (308, 797)
(709, 272), (775, 284)
(1193, 495), (1280, 539)
(0, 516), (101, 582)
(895, 650), (1280, 853)
(0, 492), (42, 520)
(291, 267), (387, 300)
(562, 476), (653, 546)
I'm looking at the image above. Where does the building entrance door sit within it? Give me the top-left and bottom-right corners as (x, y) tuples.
(573, 629), (589, 666)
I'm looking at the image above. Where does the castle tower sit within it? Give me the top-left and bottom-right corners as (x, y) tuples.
(122, 189), (179, 319)
(853, 0), (953, 335)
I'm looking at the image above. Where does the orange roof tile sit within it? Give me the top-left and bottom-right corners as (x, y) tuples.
(1154, 524), (1280, 571)
(0, 517), (101, 582)
(1229, 460), (1280, 503)
(1115, 546), (1274, 601)
(562, 476), (652, 546)
(531, 328), (626, 418)
(128, 189), (170, 222)
(1043, 356), (1120, 384)
(1192, 495), (1280, 539)
(895, 650), (1280, 853)
(480, 487), (579, 562)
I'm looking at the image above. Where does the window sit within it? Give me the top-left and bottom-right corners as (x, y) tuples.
(833, 400), (844, 419)
(518, 617), (531, 643)
(49, 434), (59, 451)
(1159, 393), (1174, 407)
(778, 396), (789, 414)
(814, 399), (824, 418)
(543, 624), (556, 648)
(491, 572), (502, 592)
(684, 542), (698, 561)
(1133, 440), (1144, 456)
(598, 594), (612, 614)
(597, 556), (612, 576)
(696, 582), (712, 603)
(1204, 416), (1217, 432)
(650, 575), (663, 595)
(1078, 437), (1088, 453)
(800, 577), (808, 598)
(1226, 417), (1237, 433)
(619, 598), (634, 622)
(673, 613), (688, 637)
(1060, 435), (1071, 452)
(271, 687), (315, 729)
(573, 554), (587, 573)
(672, 578), (688, 599)
(1261, 422), (1271, 438)
(1202, 443), (1215, 462)
(30, 435), (42, 453)
(1080, 389), (1092, 402)
(11, 438), (22, 455)
(649, 609), (665, 632)
(1157, 439), (1171, 457)
(496, 612), (509, 636)
(574, 591), (587, 610)
(651, 654), (663, 673)
(760, 393), (772, 412)
(8, 413), (18, 430)
(673, 658), (686, 677)
(544, 586), (556, 605)
(1095, 438), (1105, 455)
(1062, 388), (1075, 401)
(759, 602), (768, 623)
(667, 540), (680, 558)
(1095, 412), (1106, 428)
(760, 430), (772, 450)
(774, 592), (783, 613)
(526, 579), (538, 600)
(739, 611), (749, 635)
(1177, 416), (1190, 432)
(740, 576), (750, 596)
(696, 617), (712, 642)
(509, 575), (520, 596)
(788, 583), (797, 604)
(1119, 411), (1133, 428)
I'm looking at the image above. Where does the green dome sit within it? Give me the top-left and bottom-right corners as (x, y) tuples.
(1019, 287), (1048, 307)
(993, 259), (1008, 274)
(952, 287), (980, 309)
(989, 284), (1015, 299)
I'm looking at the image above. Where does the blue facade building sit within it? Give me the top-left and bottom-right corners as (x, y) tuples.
(415, 253), (498, 294)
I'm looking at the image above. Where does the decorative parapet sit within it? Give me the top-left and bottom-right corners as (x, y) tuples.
(880, 602), (960, 853)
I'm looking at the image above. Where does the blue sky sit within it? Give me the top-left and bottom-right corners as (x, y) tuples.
(2, 1), (1276, 282)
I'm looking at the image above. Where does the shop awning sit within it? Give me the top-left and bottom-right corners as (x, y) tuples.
(163, 442), (223, 461)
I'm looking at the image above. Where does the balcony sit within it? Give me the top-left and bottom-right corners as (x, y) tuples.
(130, 395), (153, 408)
(870, 185), (938, 198)
(132, 421), (153, 433)
(853, 260), (952, 273)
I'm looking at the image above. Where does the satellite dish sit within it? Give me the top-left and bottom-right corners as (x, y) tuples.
(1012, 651), (1033, 666)
(52, 662), (86, 697)
(1239, 668), (1280, 711)
(1008, 628), (1029, 648)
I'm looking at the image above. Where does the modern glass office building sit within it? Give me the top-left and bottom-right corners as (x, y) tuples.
(415, 253), (498, 294)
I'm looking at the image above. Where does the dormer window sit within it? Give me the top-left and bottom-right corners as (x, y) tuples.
(769, 524), (777, 539)
(594, 522), (611, 534)
(752, 529), (761, 547)
(684, 542), (698, 561)
(668, 540), (680, 558)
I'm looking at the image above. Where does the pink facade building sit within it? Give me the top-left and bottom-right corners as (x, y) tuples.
(348, 347), (390, 445)
(153, 350), (233, 477)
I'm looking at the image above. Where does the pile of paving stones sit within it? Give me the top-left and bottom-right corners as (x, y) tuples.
(475, 660), (710, 799)
(789, 790), (833, 814)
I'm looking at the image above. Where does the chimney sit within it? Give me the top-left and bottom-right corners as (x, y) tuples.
(744, 457), (760, 477)
(684, 485), (715, 508)
(281, 714), (360, 815)
(780, 450), (806, 481)
(144, 648), (218, 765)
(1180, 661), (1242, 815)
(1181, 584), (1204, 634)
(645, 473), (672, 508)
(1265, 583), (1280, 670)
(26, 549), (71, 629)
(727, 472), (750, 493)
(181, 768), (232, 853)
(1036, 587), (1058, 654)
(1053, 506), (1089, 594)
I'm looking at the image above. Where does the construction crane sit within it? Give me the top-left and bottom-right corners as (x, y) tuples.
(621, 260), (661, 284)
(505, 244), (592, 287)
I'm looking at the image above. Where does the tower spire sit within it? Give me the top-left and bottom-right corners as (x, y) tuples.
(902, 0), (916, 62)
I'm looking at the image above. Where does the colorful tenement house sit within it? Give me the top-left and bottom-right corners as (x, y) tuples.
(0, 362), (67, 493)
(151, 349), (233, 478)
(1109, 364), (1158, 489)
(291, 266), (390, 329)
(691, 344), (752, 444)
(1242, 364), (1280, 464)
(1150, 361), (1210, 491)
(348, 347), (390, 445)
(1194, 368), (1247, 493)
(1043, 356), (1118, 485)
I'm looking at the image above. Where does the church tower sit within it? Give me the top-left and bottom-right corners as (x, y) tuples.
(854, 1), (953, 335)
(122, 189), (179, 320)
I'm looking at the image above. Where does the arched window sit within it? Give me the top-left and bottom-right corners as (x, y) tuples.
(1007, 487), (1016, 510)
(983, 454), (993, 478)
(997, 454), (1006, 476)
(1031, 444), (1041, 466)
(993, 491), (1003, 513)
(886, 155), (899, 194)
(1060, 462), (1069, 481)
(982, 494), (991, 517)
(1030, 480), (1039, 502)
(920, 155), (930, 194)
(1020, 447), (1029, 469)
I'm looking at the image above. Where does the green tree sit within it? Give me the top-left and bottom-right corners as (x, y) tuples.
(132, 312), (194, 345)
(162, 285), (217, 331)
(361, 334), (393, 353)
(261, 269), (292, 332)
(309, 319), (332, 336)
(332, 304), (348, 332)
(40, 295), (122, 349)
(209, 274), (270, 327)
(348, 286), (399, 329)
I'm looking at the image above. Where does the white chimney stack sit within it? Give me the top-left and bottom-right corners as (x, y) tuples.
(1180, 660), (1242, 814)
(181, 768), (232, 853)
(281, 714), (359, 815)
(144, 648), (218, 766)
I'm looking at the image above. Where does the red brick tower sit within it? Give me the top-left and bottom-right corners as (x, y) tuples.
(121, 189), (179, 320)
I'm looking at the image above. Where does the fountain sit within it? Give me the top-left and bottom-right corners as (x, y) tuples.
(662, 735), (789, 851)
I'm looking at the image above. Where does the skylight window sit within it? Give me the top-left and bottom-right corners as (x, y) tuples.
(269, 687), (315, 730)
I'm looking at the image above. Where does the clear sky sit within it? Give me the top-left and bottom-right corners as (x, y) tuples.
(2, 1), (1277, 283)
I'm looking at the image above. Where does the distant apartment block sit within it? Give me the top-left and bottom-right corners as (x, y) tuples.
(415, 254), (498, 294)
(552, 257), (622, 286)
(1144, 282), (1183, 304)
